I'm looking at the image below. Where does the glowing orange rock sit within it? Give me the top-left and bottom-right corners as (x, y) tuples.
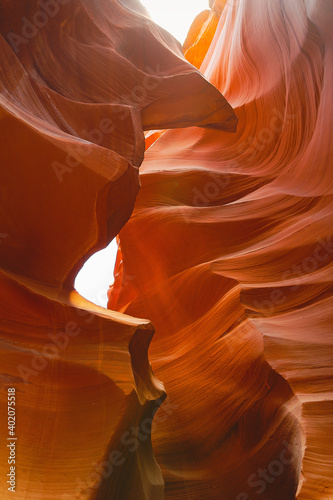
(0, 0), (236, 499)
(183, 7), (219, 68)
(109, 1), (333, 499)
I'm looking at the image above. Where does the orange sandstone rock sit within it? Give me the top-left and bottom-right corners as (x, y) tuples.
(109, 0), (333, 499)
(0, 1), (236, 499)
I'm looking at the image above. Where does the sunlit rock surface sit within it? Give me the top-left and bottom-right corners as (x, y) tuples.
(0, 1), (236, 499)
(108, 0), (333, 499)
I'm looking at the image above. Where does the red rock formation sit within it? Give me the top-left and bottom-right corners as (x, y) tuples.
(108, 0), (333, 499)
(1, 0), (332, 498)
(0, 1), (236, 499)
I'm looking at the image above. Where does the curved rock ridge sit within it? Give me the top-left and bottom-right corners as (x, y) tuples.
(0, 0), (237, 290)
(0, 1), (237, 499)
(0, 274), (166, 499)
(108, 0), (333, 498)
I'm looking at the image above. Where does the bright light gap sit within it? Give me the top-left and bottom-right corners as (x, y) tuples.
(75, 1), (209, 307)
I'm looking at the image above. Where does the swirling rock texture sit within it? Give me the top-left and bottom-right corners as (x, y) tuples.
(0, 1), (237, 499)
(108, 0), (333, 499)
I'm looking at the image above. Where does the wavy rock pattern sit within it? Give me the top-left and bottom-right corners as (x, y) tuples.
(108, 0), (333, 499)
(0, 1), (236, 499)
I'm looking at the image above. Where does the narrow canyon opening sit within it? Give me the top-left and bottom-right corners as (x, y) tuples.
(74, 0), (210, 308)
(74, 239), (118, 307)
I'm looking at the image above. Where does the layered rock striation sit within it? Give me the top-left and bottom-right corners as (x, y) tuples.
(108, 1), (333, 498)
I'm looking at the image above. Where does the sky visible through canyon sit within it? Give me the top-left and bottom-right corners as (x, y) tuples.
(75, 0), (209, 306)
